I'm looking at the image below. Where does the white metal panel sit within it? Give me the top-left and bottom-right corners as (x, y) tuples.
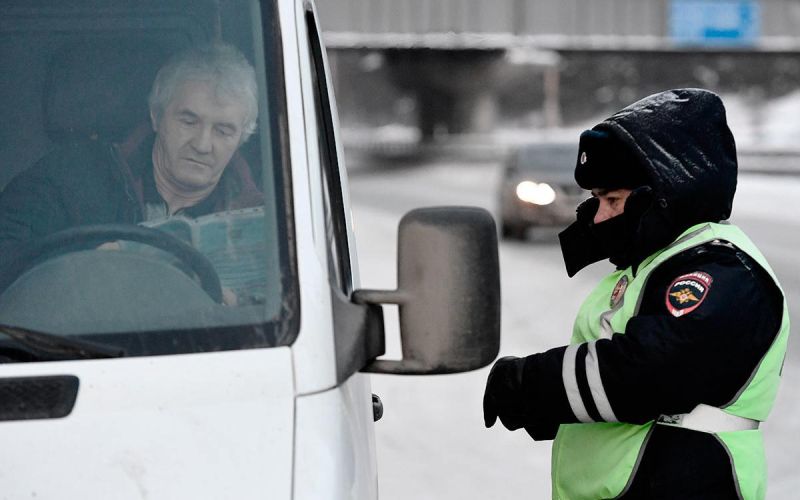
(283, 0), (339, 394)
(0, 348), (294, 499)
(294, 373), (378, 500)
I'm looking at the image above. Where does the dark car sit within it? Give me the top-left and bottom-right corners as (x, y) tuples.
(498, 143), (586, 239)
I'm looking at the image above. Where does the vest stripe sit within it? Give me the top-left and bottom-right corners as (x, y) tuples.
(576, 344), (603, 422)
(587, 340), (619, 422)
(599, 309), (616, 339)
(713, 434), (746, 500)
(722, 338), (772, 409)
(563, 344), (594, 423)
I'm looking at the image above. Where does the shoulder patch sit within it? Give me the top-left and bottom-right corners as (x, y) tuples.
(665, 271), (713, 318)
(610, 275), (628, 308)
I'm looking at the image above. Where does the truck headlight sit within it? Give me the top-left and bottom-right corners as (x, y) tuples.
(515, 181), (556, 206)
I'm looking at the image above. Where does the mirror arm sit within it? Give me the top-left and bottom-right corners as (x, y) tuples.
(352, 288), (408, 306)
(362, 358), (428, 375)
(352, 288), (429, 374)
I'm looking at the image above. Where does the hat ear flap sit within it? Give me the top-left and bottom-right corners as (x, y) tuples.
(576, 197), (599, 225)
(624, 186), (654, 218)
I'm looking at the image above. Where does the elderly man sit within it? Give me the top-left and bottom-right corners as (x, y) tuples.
(0, 42), (261, 259)
(483, 89), (789, 499)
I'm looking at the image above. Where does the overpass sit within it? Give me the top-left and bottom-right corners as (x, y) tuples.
(317, 0), (800, 139)
(320, 0), (800, 50)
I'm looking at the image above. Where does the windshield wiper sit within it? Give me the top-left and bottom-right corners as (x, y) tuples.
(0, 324), (125, 360)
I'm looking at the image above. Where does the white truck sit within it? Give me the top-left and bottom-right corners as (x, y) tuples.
(0, 0), (501, 498)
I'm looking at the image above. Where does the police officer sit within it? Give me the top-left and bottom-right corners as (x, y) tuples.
(483, 89), (789, 500)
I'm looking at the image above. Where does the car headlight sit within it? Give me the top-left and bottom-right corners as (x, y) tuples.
(515, 181), (556, 205)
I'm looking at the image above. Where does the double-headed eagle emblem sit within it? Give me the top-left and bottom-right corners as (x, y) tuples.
(669, 287), (700, 305)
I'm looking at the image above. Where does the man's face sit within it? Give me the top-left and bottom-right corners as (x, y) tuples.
(591, 188), (632, 224)
(151, 80), (247, 192)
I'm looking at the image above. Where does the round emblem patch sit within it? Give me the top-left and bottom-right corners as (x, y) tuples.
(665, 271), (713, 318)
(580, 151), (588, 165)
(610, 275), (628, 308)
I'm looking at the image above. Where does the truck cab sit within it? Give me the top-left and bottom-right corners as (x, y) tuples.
(0, 0), (500, 498)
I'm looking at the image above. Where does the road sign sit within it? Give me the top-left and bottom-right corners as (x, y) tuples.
(670, 0), (760, 47)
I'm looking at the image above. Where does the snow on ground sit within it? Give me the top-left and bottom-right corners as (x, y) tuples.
(344, 89), (800, 160)
(723, 91), (800, 149)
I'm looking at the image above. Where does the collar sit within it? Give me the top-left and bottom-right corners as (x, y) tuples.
(633, 222), (713, 275)
(127, 133), (228, 218)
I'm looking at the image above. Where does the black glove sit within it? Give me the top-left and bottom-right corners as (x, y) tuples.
(483, 356), (527, 430)
(483, 352), (567, 441)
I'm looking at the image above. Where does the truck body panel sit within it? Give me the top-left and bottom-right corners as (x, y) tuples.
(0, 1), (500, 498)
(0, 348), (295, 499)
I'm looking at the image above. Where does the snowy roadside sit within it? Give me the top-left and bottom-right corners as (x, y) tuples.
(343, 89), (800, 176)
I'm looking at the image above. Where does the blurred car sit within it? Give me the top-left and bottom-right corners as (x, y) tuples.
(498, 143), (587, 239)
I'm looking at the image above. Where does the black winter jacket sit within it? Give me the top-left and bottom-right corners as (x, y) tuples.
(512, 90), (785, 498)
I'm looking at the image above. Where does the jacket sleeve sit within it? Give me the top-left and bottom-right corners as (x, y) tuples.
(0, 160), (70, 260)
(0, 142), (126, 264)
(518, 244), (783, 436)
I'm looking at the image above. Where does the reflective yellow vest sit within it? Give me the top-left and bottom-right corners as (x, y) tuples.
(551, 222), (790, 500)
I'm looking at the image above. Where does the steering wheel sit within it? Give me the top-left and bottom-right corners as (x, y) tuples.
(0, 224), (223, 303)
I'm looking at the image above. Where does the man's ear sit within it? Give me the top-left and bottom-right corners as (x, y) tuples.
(149, 109), (158, 132)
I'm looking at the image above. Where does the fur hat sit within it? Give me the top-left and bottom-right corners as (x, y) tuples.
(574, 129), (649, 190)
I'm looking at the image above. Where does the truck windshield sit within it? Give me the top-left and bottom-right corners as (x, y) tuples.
(0, 0), (297, 359)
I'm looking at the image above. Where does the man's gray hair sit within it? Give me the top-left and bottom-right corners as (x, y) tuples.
(149, 42), (258, 143)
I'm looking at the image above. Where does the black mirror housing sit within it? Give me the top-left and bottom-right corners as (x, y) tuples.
(355, 206), (501, 374)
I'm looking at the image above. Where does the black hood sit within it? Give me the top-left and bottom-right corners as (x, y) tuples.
(596, 88), (737, 227)
(560, 89), (738, 276)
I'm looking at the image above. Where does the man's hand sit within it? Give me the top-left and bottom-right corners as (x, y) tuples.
(97, 241), (122, 251)
(221, 287), (238, 306)
(483, 356), (527, 430)
(484, 352), (566, 441)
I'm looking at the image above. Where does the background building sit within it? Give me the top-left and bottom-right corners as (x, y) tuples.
(318, 0), (800, 144)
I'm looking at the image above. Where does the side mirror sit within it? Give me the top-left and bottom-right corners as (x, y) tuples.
(354, 206), (501, 374)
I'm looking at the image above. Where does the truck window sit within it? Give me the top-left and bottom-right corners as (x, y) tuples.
(0, 0), (298, 358)
(305, 9), (353, 296)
